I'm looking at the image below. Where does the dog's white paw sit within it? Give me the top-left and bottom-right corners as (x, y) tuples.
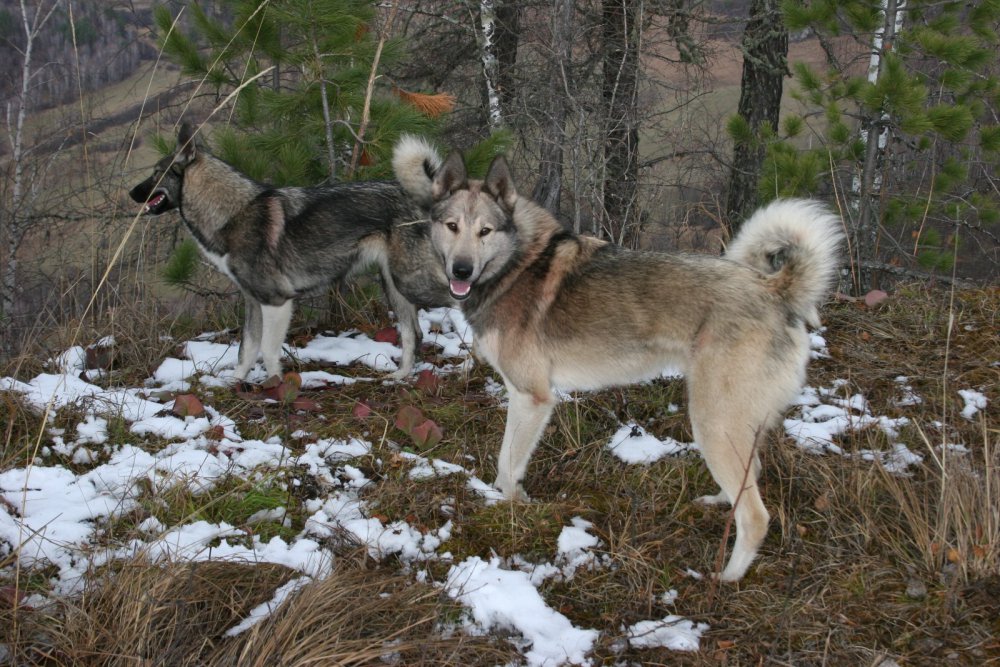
(387, 366), (410, 381)
(695, 490), (730, 506)
(494, 481), (531, 503)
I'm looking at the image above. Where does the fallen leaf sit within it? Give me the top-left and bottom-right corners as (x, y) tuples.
(864, 289), (889, 308)
(290, 397), (321, 412)
(353, 401), (372, 420)
(395, 405), (425, 433)
(85, 344), (114, 371)
(273, 380), (299, 404)
(414, 369), (441, 395)
(410, 419), (443, 448)
(374, 327), (400, 346)
(205, 425), (226, 441)
(261, 374), (282, 390)
(172, 394), (205, 418)
(814, 491), (832, 512)
(283, 371), (302, 391)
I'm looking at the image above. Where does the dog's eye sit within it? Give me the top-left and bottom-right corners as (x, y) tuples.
(479, 227), (492, 238)
(446, 222), (459, 233)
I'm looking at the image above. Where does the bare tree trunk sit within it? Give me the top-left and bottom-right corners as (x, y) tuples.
(851, 0), (905, 292)
(493, 2), (520, 115)
(2, 0), (63, 342)
(602, 0), (641, 247)
(477, 0), (504, 130)
(725, 0), (787, 230)
(531, 0), (574, 217)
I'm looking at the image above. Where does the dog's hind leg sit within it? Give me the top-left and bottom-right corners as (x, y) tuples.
(688, 364), (772, 582)
(234, 297), (263, 380)
(259, 300), (293, 380)
(494, 383), (556, 501)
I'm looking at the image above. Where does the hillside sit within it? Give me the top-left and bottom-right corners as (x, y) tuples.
(1, 285), (998, 665)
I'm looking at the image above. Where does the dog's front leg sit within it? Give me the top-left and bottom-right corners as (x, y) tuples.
(382, 279), (420, 380)
(234, 297), (263, 380)
(494, 385), (556, 501)
(259, 300), (293, 381)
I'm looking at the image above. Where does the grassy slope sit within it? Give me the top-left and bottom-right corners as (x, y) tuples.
(1, 284), (998, 665)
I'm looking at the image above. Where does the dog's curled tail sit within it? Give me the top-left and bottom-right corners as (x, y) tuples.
(727, 199), (844, 328)
(393, 134), (443, 208)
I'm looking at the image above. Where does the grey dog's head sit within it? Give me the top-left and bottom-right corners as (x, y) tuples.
(128, 123), (199, 215)
(428, 152), (519, 302)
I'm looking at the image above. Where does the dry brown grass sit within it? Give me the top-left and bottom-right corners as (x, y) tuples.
(2, 557), (511, 666)
(2, 284), (999, 665)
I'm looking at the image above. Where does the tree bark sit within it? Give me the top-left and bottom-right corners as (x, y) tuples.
(2, 0), (63, 341)
(531, 0), (574, 217)
(852, 0), (905, 292)
(477, 0), (504, 130)
(725, 0), (788, 230)
(493, 2), (520, 114)
(601, 0), (641, 247)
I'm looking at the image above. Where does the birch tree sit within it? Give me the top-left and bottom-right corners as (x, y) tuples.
(851, 0), (905, 289)
(767, 0), (1000, 287)
(1, 0), (64, 342)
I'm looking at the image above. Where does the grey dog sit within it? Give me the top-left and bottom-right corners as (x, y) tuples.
(130, 125), (450, 381)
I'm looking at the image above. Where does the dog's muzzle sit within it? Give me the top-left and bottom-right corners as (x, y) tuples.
(449, 261), (474, 300)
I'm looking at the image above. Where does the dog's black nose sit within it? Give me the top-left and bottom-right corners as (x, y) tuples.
(452, 261), (473, 280)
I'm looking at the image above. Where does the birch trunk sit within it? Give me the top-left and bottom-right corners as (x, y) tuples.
(2, 1), (63, 337)
(852, 0), (906, 292)
(478, 0), (504, 130)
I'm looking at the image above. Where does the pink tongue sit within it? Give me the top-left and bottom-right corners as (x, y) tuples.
(147, 194), (164, 208)
(450, 280), (471, 296)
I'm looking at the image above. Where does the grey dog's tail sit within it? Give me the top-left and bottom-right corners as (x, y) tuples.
(393, 135), (443, 208)
(726, 199), (844, 327)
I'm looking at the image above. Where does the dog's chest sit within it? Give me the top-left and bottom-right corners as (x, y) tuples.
(193, 240), (237, 283)
(473, 328), (505, 372)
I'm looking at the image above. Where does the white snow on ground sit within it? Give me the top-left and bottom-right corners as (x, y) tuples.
(223, 576), (312, 637)
(0, 308), (987, 664)
(958, 388), (987, 420)
(624, 615), (709, 651)
(445, 556), (599, 667)
(606, 423), (694, 464)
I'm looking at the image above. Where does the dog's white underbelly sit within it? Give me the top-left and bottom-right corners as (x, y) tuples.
(550, 350), (683, 392)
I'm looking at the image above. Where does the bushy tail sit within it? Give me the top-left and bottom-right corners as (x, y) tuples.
(392, 135), (442, 208)
(726, 199), (844, 327)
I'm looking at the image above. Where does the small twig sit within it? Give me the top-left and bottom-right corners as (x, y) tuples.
(350, 3), (401, 175)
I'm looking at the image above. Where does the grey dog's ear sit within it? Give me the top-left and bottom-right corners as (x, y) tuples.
(483, 155), (517, 212)
(176, 122), (199, 164)
(432, 151), (468, 201)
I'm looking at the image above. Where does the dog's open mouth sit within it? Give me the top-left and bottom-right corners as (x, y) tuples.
(449, 279), (472, 300)
(141, 190), (169, 215)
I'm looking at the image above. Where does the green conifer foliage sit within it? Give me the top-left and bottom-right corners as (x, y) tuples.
(153, 0), (439, 185)
(770, 0), (1000, 285)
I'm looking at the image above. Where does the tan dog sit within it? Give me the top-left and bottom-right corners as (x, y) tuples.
(400, 149), (842, 581)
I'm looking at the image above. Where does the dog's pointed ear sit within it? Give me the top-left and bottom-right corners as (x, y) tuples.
(483, 156), (517, 212)
(176, 122), (198, 163)
(432, 151), (468, 201)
